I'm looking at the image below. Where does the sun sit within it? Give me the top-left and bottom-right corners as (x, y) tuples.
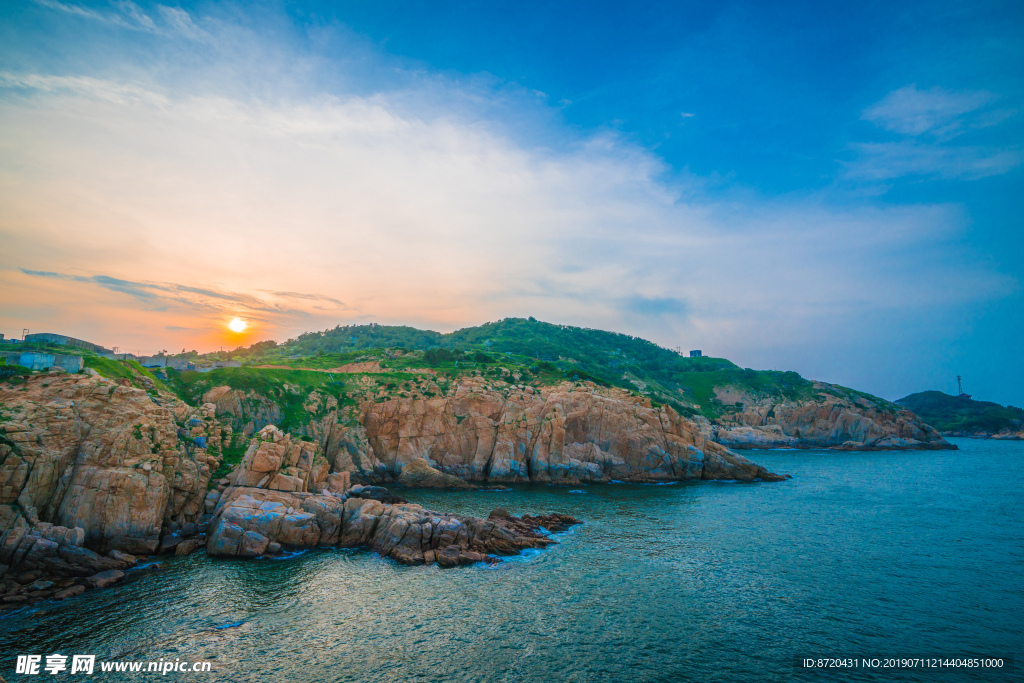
(228, 318), (247, 333)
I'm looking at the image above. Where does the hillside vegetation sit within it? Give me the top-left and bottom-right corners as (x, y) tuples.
(193, 317), (893, 422)
(896, 391), (1024, 434)
(5, 317), (909, 426)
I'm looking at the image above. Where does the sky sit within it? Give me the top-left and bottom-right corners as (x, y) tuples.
(0, 0), (1021, 405)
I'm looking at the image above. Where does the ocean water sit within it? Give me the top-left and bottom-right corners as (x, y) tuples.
(2, 438), (1021, 682)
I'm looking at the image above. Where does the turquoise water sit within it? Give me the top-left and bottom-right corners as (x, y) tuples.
(2, 438), (1021, 682)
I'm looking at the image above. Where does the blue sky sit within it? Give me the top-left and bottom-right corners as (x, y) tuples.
(0, 0), (1021, 405)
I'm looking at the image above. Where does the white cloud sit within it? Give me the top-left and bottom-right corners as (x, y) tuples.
(0, 9), (1017, 383)
(0, 70), (1013, 356)
(862, 85), (995, 138)
(32, 0), (210, 40)
(847, 85), (1020, 183)
(844, 141), (1022, 181)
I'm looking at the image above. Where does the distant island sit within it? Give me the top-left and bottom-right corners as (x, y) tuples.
(897, 391), (1024, 439)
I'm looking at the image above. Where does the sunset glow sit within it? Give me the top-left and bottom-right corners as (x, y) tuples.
(0, 0), (1019, 405)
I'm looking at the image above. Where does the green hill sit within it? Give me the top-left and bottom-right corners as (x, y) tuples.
(206, 317), (878, 421)
(896, 391), (1024, 434)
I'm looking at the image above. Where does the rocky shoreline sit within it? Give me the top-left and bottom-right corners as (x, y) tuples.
(0, 372), (639, 608)
(203, 376), (790, 485)
(2, 360), (964, 610)
(0, 370), (787, 609)
(704, 382), (955, 451)
(941, 431), (1022, 440)
(0, 496), (580, 609)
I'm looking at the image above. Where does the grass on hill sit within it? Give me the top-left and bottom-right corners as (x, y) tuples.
(165, 366), (365, 432)
(203, 317), (855, 421)
(83, 357), (172, 395)
(8, 318), (914, 427)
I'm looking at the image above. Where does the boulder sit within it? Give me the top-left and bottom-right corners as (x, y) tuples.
(174, 537), (205, 556)
(396, 458), (474, 489)
(84, 569), (124, 588)
(239, 531), (269, 557)
(159, 535), (183, 554)
(54, 584), (85, 600)
(325, 472), (350, 494)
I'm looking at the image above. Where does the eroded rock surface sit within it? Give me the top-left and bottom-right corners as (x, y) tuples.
(357, 378), (784, 484)
(206, 486), (576, 566)
(230, 425), (330, 493)
(709, 383), (955, 450)
(0, 373), (218, 562)
(396, 458), (475, 489)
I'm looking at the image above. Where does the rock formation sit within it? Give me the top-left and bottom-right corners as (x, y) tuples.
(708, 382), (955, 450)
(0, 368), (786, 605)
(206, 423), (580, 565)
(206, 487), (575, 567)
(198, 377), (786, 486)
(357, 378), (784, 484)
(229, 425), (330, 493)
(0, 371), (222, 604)
(0, 372), (218, 561)
(396, 458), (475, 489)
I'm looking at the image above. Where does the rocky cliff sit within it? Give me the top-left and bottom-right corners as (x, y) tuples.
(200, 377), (786, 485)
(707, 382), (954, 450)
(0, 371), (220, 561)
(0, 370), (228, 604)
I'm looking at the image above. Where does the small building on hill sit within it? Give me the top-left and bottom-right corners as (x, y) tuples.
(139, 356), (195, 371)
(689, 350), (702, 358)
(3, 352), (84, 372)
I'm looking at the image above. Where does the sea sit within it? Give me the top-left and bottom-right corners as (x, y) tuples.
(2, 438), (1021, 682)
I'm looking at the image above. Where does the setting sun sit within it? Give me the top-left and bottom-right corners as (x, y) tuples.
(228, 318), (247, 333)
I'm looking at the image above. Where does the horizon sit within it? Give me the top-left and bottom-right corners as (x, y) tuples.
(1, 0), (1021, 406)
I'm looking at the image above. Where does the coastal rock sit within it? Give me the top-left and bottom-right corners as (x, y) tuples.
(206, 486), (579, 566)
(54, 584), (85, 600)
(230, 426), (330, 493)
(325, 472), (351, 494)
(710, 383), (955, 450)
(359, 378), (784, 484)
(0, 374), (214, 579)
(174, 537), (205, 556)
(711, 425), (800, 449)
(354, 486), (407, 504)
(396, 458), (475, 489)
(84, 569), (124, 588)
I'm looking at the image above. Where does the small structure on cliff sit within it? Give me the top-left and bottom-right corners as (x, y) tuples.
(3, 351), (84, 372)
(24, 332), (112, 355)
(689, 349), (702, 358)
(957, 375), (972, 399)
